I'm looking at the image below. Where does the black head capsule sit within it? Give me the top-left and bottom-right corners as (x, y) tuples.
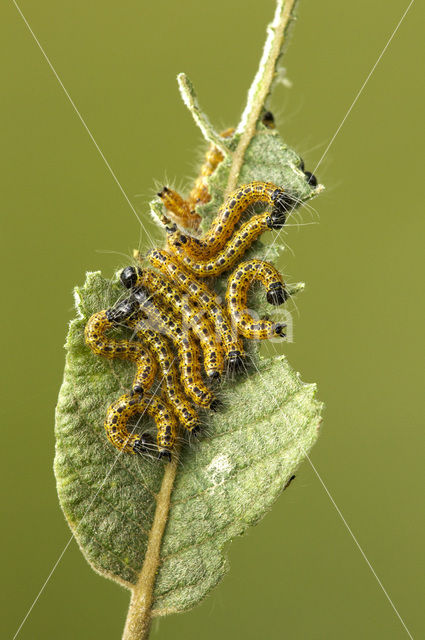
(271, 188), (295, 212)
(269, 188), (297, 228)
(157, 186), (170, 198)
(105, 297), (138, 323)
(209, 398), (222, 412)
(304, 170), (318, 187)
(133, 434), (153, 455)
(266, 282), (289, 306)
(274, 323), (287, 337)
(131, 384), (144, 396)
(121, 266), (142, 290)
(165, 222), (178, 234)
(158, 449), (172, 462)
(227, 350), (245, 373)
(262, 110), (275, 129)
(133, 286), (150, 306)
(190, 424), (202, 438)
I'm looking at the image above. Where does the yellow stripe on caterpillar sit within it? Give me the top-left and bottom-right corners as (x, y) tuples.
(132, 289), (218, 410)
(104, 392), (177, 458)
(121, 266), (224, 379)
(225, 259), (288, 340)
(145, 249), (245, 371)
(167, 212), (273, 277)
(165, 181), (295, 261)
(127, 315), (200, 432)
(85, 307), (157, 395)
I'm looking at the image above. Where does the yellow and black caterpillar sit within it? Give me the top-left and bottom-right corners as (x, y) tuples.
(85, 135), (317, 460)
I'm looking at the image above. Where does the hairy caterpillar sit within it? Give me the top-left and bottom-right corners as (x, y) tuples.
(146, 249), (245, 370)
(86, 155), (317, 456)
(131, 287), (218, 410)
(165, 181), (293, 260)
(85, 306), (157, 395)
(121, 266), (225, 378)
(158, 127), (235, 230)
(225, 259), (288, 339)
(104, 392), (177, 459)
(127, 315), (200, 433)
(166, 211), (278, 277)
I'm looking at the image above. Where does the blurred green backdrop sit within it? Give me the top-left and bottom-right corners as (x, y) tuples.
(1, 1), (424, 638)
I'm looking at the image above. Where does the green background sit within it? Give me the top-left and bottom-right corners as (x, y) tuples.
(1, 0), (424, 638)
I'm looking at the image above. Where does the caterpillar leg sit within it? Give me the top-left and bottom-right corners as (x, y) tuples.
(132, 288), (218, 409)
(167, 212), (276, 277)
(145, 249), (245, 370)
(127, 315), (200, 432)
(164, 181), (295, 261)
(225, 259), (288, 339)
(104, 392), (177, 458)
(85, 303), (157, 394)
(121, 266), (224, 379)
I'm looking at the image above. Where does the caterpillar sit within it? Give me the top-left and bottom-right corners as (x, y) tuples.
(225, 259), (288, 339)
(86, 156), (317, 457)
(131, 287), (218, 409)
(164, 181), (294, 261)
(186, 126), (234, 212)
(158, 127), (234, 231)
(145, 248), (245, 370)
(104, 392), (177, 459)
(156, 186), (201, 231)
(121, 266), (225, 378)
(126, 314), (200, 433)
(166, 211), (278, 277)
(85, 304), (157, 395)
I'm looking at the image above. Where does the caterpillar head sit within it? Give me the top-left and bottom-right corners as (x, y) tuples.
(105, 297), (138, 324)
(266, 282), (289, 306)
(132, 286), (151, 308)
(268, 188), (297, 228)
(120, 266), (143, 290)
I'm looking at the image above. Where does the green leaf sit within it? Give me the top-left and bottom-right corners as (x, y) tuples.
(55, 271), (322, 613)
(54, 1), (324, 636)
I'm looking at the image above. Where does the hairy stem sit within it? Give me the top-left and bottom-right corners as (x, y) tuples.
(225, 0), (298, 196)
(122, 449), (180, 640)
(177, 73), (231, 155)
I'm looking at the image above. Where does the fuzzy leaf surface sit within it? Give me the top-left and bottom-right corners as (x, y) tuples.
(55, 55), (323, 612)
(55, 262), (321, 614)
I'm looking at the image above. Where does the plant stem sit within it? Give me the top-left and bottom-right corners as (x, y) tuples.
(225, 0), (298, 196)
(177, 73), (231, 155)
(122, 4), (298, 637)
(122, 449), (180, 640)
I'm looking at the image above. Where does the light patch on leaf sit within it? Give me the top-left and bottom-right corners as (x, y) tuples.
(206, 454), (233, 490)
